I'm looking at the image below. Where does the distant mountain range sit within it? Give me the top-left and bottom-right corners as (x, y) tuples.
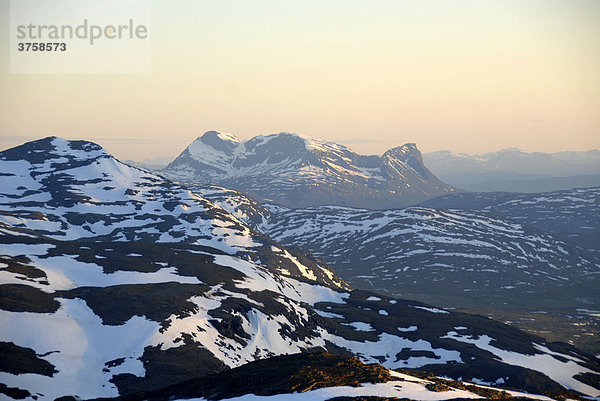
(456, 174), (600, 193)
(124, 156), (172, 171)
(162, 131), (457, 208)
(142, 138), (600, 195)
(423, 148), (600, 192)
(2, 137), (599, 400)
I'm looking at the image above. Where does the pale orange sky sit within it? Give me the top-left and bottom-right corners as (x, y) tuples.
(0, 0), (599, 160)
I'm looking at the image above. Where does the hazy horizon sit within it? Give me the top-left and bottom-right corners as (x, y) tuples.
(1, 0), (599, 160)
(1, 131), (600, 162)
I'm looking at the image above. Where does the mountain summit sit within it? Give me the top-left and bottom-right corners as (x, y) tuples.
(163, 132), (457, 208)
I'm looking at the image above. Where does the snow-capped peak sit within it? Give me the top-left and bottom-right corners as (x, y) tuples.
(384, 143), (420, 159)
(164, 132), (457, 208)
(192, 131), (241, 153)
(196, 130), (241, 144)
(0, 136), (110, 165)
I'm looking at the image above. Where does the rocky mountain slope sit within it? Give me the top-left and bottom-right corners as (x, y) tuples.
(420, 187), (600, 254)
(114, 352), (569, 401)
(0, 137), (344, 289)
(258, 206), (598, 303)
(197, 186), (599, 308)
(1, 138), (599, 400)
(198, 186), (600, 354)
(162, 131), (457, 208)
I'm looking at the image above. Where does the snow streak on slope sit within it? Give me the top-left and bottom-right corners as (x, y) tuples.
(443, 331), (599, 396)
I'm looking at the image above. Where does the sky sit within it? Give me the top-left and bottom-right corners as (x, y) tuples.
(0, 0), (599, 161)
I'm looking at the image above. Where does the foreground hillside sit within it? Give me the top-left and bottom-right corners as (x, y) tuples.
(113, 352), (568, 401)
(163, 131), (456, 208)
(1, 137), (599, 400)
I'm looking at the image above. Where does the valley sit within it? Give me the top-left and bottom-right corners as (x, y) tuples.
(196, 185), (600, 355)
